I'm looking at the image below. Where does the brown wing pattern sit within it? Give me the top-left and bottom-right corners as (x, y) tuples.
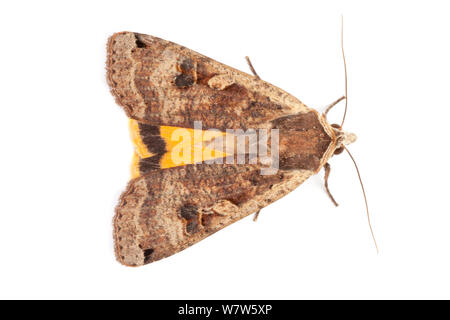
(108, 32), (336, 266)
(114, 163), (312, 266)
(107, 32), (311, 130)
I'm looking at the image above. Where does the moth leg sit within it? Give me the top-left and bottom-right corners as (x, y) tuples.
(245, 56), (261, 80)
(324, 163), (339, 207)
(253, 210), (261, 222)
(324, 96), (346, 116)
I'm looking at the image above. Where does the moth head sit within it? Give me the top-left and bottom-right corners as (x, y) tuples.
(331, 123), (357, 155)
(341, 131), (357, 145)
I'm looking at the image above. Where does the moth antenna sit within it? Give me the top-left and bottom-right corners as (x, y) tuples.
(340, 15), (348, 128)
(344, 146), (379, 254)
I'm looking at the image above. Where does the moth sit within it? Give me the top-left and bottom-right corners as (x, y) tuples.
(107, 30), (372, 267)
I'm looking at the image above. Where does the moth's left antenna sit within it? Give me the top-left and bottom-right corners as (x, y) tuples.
(340, 15), (348, 128)
(323, 16), (347, 121)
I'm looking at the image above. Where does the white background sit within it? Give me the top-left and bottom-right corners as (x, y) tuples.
(1, 0), (449, 299)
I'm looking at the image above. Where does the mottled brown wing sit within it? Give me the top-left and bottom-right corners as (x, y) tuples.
(114, 163), (312, 266)
(108, 32), (335, 266)
(107, 32), (311, 130)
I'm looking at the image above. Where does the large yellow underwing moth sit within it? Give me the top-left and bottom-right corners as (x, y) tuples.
(106, 28), (374, 267)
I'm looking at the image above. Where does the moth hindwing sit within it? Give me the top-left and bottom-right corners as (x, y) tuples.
(107, 32), (339, 266)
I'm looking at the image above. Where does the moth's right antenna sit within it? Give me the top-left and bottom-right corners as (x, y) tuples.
(344, 146), (379, 254)
(340, 15), (348, 129)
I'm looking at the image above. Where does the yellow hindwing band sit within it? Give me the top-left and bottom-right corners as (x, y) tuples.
(129, 119), (232, 177)
(159, 126), (230, 169)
